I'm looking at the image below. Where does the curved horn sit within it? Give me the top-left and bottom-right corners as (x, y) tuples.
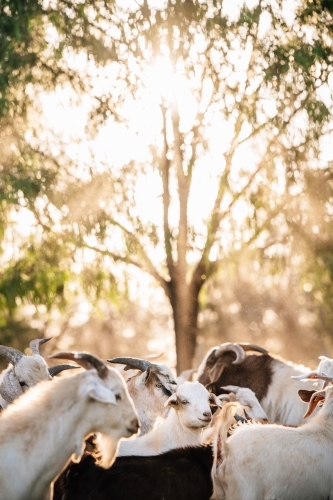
(214, 343), (246, 365)
(0, 346), (25, 365)
(107, 357), (154, 372)
(49, 352), (108, 380)
(238, 343), (268, 354)
(48, 364), (80, 377)
(30, 338), (52, 356)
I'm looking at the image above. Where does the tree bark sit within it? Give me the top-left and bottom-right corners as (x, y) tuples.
(169, 281), (199, 374)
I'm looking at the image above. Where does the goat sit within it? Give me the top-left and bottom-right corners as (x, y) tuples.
(57, 445), (214, 500)
(0, 351), (139, 500)
(197, 342), (322, 425)
(201, 388), (261, 445)
(210, 401), (250, 499)
(212, 385), (333, 500)
(0, 338), (79, 409)
(218, 385), (268, 422)
(0, 338), (53, 408)
(108, 356), (177, 434)
(117, 381), (221, 456)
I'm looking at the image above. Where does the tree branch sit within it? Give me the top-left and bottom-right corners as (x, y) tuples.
(81, 242), (171, 296)
(161, 106), (174, 277)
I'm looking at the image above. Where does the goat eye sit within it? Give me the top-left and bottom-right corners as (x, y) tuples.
(19, 381), (27, 388)
(156, 383), (163, 388)
(181, 400), (188, 405)
(115, 394), (122, 402)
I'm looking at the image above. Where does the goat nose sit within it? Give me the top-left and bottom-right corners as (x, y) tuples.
(203, 411), (211, 418)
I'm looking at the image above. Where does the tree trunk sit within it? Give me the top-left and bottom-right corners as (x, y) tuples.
(170, 282), (199, 374)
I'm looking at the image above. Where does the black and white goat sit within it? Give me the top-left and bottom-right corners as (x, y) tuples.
(197, 342), (323, 425)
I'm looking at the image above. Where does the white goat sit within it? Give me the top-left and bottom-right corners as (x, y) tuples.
(0, 339), (52, 409)
(213, 385), (333, 500)
(117, 381), (221, 456)
(219, 385), (268, 422)
(0, 351), (139, 500)
(108, 356), (177, 434)
(0, 339), (79, 411)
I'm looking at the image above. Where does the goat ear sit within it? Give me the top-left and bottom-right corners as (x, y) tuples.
(298, 389), (316, 403)
(303, 391), (326, 419)
(209, 359), (226, 383)
(164, 393), (178, 407)
(144, 367), (153, 383)
(209, 392), (222, 408)
(135, 369), (152, 391)
(87, 382), (117, 405)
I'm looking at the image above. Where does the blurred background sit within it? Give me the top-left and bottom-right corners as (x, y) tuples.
(1, 0), (333, 372)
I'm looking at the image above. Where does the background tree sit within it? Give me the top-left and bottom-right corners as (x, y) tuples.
(1, 0), (333, 371)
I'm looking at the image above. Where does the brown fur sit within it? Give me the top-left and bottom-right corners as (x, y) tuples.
(199, 353), (273, 401)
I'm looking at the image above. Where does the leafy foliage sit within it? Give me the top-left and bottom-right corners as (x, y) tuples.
(1, 0), (333, 367)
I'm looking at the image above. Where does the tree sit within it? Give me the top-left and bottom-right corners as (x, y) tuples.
(1, 0), (333, 371)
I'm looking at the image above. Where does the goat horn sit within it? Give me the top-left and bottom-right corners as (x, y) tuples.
(107, 357), (155, 372)
(238, 343), (268, 354)
(49, 352), (108, 380)
(234, 413), (248, 424)
(292, 371), (319, 381)
(214, 343), (246, 364)
(0, 346), (25, 365)
(48, 364), (80, 377)
(29, 338), (52, 356)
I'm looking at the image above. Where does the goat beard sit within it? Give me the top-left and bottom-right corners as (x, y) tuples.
(93, 433), (119, 469)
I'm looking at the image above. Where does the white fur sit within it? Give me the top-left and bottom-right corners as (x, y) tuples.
(0, 364), (138, 500)
(118, 381), (220, 456)
(219, 386), (268, 422)
(213, 386), (333, 500)
(260, 359), (322, 425)
(0, 354), (52, 409)
(317, 356), (333, 379)
(210, 402), (248, 500)
(196, 346), (216, 380)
